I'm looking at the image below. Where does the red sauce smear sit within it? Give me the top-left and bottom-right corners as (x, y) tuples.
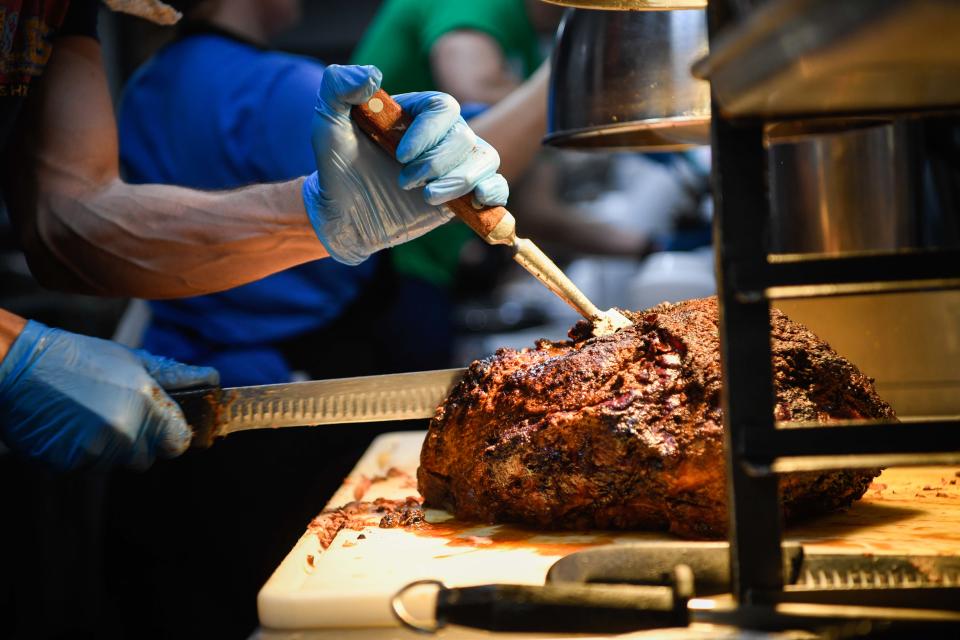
(308, 494), (616, 556)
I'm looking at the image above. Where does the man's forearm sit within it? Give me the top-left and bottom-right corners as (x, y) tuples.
(0, 309), (28, 364)
(4, 35), (327, 299)
(27, 176), (327, 299)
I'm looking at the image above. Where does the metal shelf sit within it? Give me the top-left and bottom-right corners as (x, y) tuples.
(740, 418), (960, 475)
(695, 0), (960, 118)
(731, 249), (960, 301)
(706, 0), (960, 611)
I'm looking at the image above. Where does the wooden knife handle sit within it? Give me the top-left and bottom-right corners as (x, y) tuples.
(350, 89), (508, 239)
(168, 384), (223, 449)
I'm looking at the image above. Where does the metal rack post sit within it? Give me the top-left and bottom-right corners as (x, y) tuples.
(708, 0), (960, 607)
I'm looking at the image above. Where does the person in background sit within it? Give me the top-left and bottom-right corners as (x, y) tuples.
(351, 0), (658, 365)
(351, 0), (562, 369)
(354, 0), (557, 104)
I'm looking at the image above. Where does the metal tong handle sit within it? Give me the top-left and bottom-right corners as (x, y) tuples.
(391, 575), (692, 634)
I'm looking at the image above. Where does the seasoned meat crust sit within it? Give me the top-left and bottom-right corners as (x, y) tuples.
(418, 297), (892, 538)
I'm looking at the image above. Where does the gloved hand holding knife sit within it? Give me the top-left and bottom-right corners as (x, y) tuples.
(0, 319), (218, 471)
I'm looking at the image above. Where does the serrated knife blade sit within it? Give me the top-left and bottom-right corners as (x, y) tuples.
(169, 368), (466, 448)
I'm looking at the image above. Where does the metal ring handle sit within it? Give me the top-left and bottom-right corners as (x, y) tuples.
(390, 579), (445, 634)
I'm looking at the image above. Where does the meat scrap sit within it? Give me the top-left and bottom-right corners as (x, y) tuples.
(378, 497), (427, 528)
(352, 477), (374, 501)
(308, 496), (424, 549)
(419, 297), (892, 539)
(352, 468), (417, 500)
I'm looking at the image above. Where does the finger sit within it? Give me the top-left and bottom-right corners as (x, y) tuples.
(422, 140), (502, 206)
(135, 349), (220, 390)
(394, 92), (461, 164)
(397, 117), (475, 189)
(472, 173), (510, 208)
(156, 363), (220, 390)
(147, 384), (193, 460)
(317, 64), (383, 116)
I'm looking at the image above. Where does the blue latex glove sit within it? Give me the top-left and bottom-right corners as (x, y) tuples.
(303, 64), (509, 265)
(0, 321), (219, 471)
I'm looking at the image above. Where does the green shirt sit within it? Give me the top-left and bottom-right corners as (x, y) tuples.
(351, 0), (542, 288)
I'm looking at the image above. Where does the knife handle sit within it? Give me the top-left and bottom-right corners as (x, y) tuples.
(394, 582), (685, 634)
(350, 89), (509, 239)
(168, 385), (222, 449)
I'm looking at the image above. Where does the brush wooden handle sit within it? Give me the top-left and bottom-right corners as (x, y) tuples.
(351, 89), (508, 239)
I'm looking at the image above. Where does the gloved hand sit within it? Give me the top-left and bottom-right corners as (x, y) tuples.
(303, 64), (509, 265)
(0, 320), (219, 471)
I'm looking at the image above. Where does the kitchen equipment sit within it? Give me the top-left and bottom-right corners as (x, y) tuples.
(256, 431), (960, 630)
(170, 368), (465, 448)
(547, 542), (960, 603)
(776, 291), (960, 417)
(541, 0), (705, 9)
(693, 0), (960, 117)
(545, 8), (710, 151)
(392, 577), (695, 634)
(544, 9), (936, 255)
(767, 119), (918, 254)
(400, 582), (960, 635)
(351, 91), (632, 337)
(413, 533), (960, 633)
(702, 0), (960, 624)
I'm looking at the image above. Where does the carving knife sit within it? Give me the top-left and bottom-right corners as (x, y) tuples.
(168, 368), (466, 449)
(350, 91), (632, 338)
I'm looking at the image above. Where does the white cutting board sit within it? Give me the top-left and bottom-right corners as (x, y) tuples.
(257, 432), (668, 629)
(257, 432), (960, 630)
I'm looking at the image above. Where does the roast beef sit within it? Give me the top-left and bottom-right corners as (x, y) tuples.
(418, 297), (891, 538)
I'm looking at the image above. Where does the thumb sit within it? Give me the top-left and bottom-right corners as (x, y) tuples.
(134, 349), (220, 390)
(317, 64), (382, 115)
(146, 383), (194, 460)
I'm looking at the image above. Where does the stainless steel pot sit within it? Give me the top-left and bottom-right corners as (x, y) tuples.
(545, 8), (710, 151)
(541, 0), (704, 9)
(766, 119), (918, 254)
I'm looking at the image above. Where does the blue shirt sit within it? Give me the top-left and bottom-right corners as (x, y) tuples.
(119, 32), (377, 386)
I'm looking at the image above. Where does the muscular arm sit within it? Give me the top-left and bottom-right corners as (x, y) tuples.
(2, 36), (326, 299)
